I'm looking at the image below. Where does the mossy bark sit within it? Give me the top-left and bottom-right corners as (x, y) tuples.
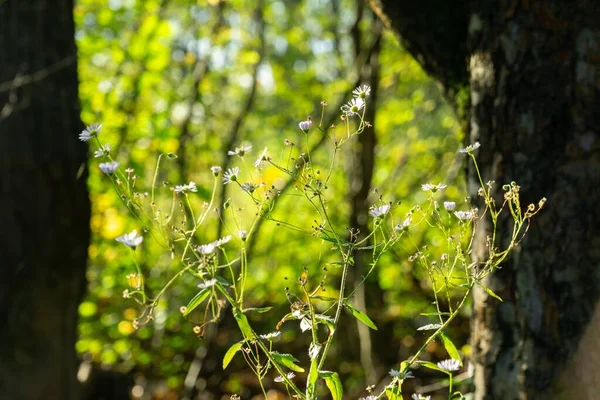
(372, 0), (600, 398)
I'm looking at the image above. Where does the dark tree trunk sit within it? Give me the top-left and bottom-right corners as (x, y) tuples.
(0, 1), (90, 399)
(371, 1), (600, 398)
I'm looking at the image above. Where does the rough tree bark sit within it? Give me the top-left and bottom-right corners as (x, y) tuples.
(0, 1), (90, 399)
(371, 1), (600, 398)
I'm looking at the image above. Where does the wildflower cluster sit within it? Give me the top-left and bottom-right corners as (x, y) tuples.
(83, 84), (544, 400)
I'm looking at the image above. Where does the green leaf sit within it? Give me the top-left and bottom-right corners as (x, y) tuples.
(222, 341), (244, 370)
(215, 276), (231, 287)
(416, 360), (447, 374)
(320, 371), (343, 400)
(439, 332), (463, 366)
(243, 307), (272, 313)
(183, 288), (211, 316)
(478, 283), (503, 302)
(344, 302), (377, 330)
(386, 389), (403, 400)
(270, 351), (305, 373)
(233, 308), (255, 340)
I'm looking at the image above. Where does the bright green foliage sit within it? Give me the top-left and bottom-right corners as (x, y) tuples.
(74, 0), (469, 397)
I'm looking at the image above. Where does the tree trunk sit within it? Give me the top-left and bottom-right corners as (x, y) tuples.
(371, 1), (600, 398)
(0, 1), (90, 399)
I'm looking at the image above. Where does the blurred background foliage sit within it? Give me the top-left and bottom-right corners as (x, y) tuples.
(75, 0), (468, 398)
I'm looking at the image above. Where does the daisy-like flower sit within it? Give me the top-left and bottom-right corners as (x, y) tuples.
(341, 97), (365, 116)
(79, 123), (102, 141)
(116, 230), (143, 248)
(274, 372), (296, 383)
(389, 369), (414, 379)
(421, 183), (447, 192)
(93, 143), (111, 158)
(352, 85), (371, 99)
(222, 167), (240, 185)
(194, 235), (232, 255)
(454, 209), (477, 220)
(259, 331), (281, 340)
(412, 394), (431, 400)
(437, 358), (461, 372)
(198, 279), (218, 290)
(241, 182), (259, 193)
(443, 201), (456, 211)
(227, 144), (252, 157)
(459, 142), (481, 154)
(298, 119), (312, 132)
(210, 166), (222, 175)
(309, 342), (322, 360)
(254, 146), (268, 168)
(174, 181), (198, 194)
(369, 204), (391, 218)
(99, 161), (120, 175)
(395, 216), (412, 231)
(239, 230), (248, 241)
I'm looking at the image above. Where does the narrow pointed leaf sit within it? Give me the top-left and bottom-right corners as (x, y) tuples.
(319, 371), (343, 400)
(270, 351), (305, 373)
(478, 283), (503, 302)
(344, 302), (377, 330)
(233, 308), (255, 339)
(439, 332), (463, 366)
(183, 288), (211, 316)
(386, 389), (403, 400)
(416, 360), (448, 374)
(222, 341), (244, 369)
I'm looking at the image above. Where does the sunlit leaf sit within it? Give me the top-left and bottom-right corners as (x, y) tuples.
(320, 371), (343, 400)
(344, 302), (377, 330)
(183, 288), (211, 316)
(222, 341), (244, 370)
(439, 332), (462, 366)
(270, 351), (305, 373)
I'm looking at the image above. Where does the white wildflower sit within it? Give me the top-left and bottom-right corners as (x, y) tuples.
(422, 183), (447, 192)
(395, 216), (412, 231)
(298, 119), (312, 131)
(459, 142), (481, 154)
(99, 161), (119, 175)
(93, 143), (111, 158)
(259, 331), (281, 340)
(352, 85), (371, 99)
(444, 201), (456, 211)
(222, 167), (240, 185)
(389, 369), (401, 378)
(116, 230), (143, 248)
(198, 279), (217, 290)
(79, 123), (102, 141)
(210, 166), (222, 175)
(227, 144), (252, 157)
(274, 372), (295, 383)
(239, 230), (248, 241)
(194, 235), (231, 255)
(241, 182), (259, 193)
(369, 204), (391, 218)
(341, 97), (365, 116)
(254, 146), (268, 167)
(454, 209), (477, 220)
(437, 358), (461, 372)
(412, 394), (431, 400)
(174, 181), (198, 194)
